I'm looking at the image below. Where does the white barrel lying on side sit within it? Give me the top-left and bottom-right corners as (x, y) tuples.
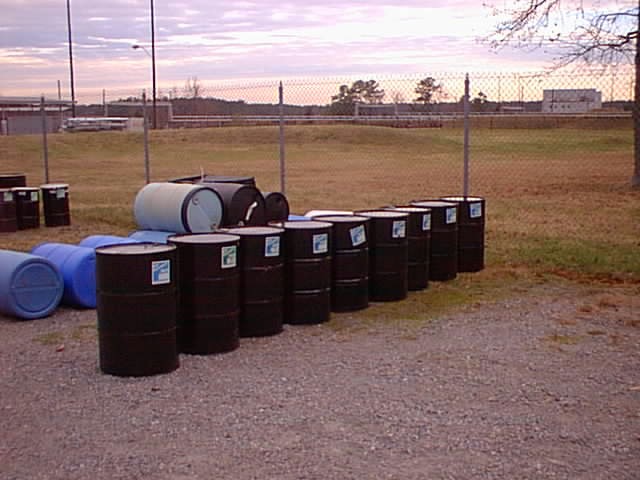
(133, 182), (224, 234)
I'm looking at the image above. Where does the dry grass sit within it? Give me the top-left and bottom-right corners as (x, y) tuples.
(0, 124), (637, 285)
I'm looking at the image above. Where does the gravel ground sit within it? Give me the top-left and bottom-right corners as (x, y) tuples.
(1, 281), (639, 480)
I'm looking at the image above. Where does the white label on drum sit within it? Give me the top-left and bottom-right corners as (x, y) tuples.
(446, 207), (457, 224)
(392, 220), (406, 239)
(265, 236), (280, 257)
(3, 192), (12, 202)
(56, 188), (66, 199)
(422, 213), (431, 231)
(313, 233), (328, 254)
(469, 202), (482, 218)
(350, 225), (366, 247)
(221, 245), (237, 269)
(30, 191), (39, 202)
(151, 260), (171, 285)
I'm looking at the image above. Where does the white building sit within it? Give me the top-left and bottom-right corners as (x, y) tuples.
(542, 89), (602, 113)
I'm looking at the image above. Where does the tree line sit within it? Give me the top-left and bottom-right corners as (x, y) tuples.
(329, 77), (489, 115)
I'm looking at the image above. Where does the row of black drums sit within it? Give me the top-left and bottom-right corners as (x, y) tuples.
(96, 196), (485, 377)
(0, 184), (71, 231)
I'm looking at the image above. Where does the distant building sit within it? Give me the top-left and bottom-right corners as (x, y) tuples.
(0, 97), (72, 135)
(542, 89), (602, 113)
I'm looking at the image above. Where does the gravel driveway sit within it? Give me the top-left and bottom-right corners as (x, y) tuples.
(1, 281), (639, 480)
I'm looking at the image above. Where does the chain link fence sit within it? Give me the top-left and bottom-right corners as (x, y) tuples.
(7, 69), (634, 274)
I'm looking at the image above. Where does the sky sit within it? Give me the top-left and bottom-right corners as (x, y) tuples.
(0, 1), (633, 104)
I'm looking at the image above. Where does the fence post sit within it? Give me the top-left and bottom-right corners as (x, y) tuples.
(463, 74), (470, 197)
(40, 95), (50, 183)
(279, 81), (286, 195)
(142, 91), (150, 184)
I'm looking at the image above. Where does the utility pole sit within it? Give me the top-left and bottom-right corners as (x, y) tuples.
(150, 0), (157, 129)
(66, 0), (76, 117)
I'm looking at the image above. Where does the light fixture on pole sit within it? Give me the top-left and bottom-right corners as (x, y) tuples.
(132, 43), (156, 129)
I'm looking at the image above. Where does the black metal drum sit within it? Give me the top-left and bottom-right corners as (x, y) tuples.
(410, 200), (458, 281)
(96, 243), (179, 377)
(169, 233), (241, 354)
(355, 210), (409, 302)
(225, 226), (285, 337)
(314, 215), (370, 312)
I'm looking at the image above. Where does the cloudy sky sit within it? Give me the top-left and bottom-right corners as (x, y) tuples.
(0, 1), (623, 103)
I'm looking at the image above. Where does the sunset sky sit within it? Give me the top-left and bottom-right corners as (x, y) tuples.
(0, 1), (632, 103)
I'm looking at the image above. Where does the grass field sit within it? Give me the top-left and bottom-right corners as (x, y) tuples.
(1, 124), (637, 316)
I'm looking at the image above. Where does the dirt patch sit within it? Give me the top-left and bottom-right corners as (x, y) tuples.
(0, 282), (638, 480)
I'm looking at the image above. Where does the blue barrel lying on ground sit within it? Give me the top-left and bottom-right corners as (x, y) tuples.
(0, 249), (63, 319)
(287, 215), (311, 221)
(30, 243), (97, 309)
(79, 235), (141, 249)
(128, 230), (177, 243)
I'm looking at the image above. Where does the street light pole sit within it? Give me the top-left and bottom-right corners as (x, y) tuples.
(150, 0), (157, 129)
(66, 0), (76, 117)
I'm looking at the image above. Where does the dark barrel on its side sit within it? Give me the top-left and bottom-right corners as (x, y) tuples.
(313, 215), (370, 312)
(170, 174), (256, 187)
(262, 192), (290, 223)
(440, 196), (486, 272)
(12, 187), (40, 229)
(0, 189), (17, 232)
(355, 210), (409, 302)
(276, 220), (332, 325)
(410, 200), (458, 281)
(96, 243), (179, 377)
(208, 183), (266, 227)
(0, 173), (26, 188)
(225, 226), (285, 337)
(169, 233), (241, 354)
(40, 183), (71, 227)
(384, 206), (431, 291)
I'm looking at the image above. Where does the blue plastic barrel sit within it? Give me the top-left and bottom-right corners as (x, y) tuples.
(128, 230), (176, 243)
(287, 214), (311, 221)
(0, 249), (63, 319)
(79, 235), (141, 249)
(30, 243), (97, 309)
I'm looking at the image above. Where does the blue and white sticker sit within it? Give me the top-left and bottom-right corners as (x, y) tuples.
(56, 188), (66, 199)
(312, 233), (329, 254)
(349, 225), (366, 247)
(30, 191), (39, 202)
(151, 260), (171, 285)
(221, 245), (237, 269)
(422, 213), (431, 231)
(392, 220), (406, 239)
(3, 191), (13, 202)
(469, 202), (483, 219)
(446, 207), (457, 224)
(265, 236), (280, 257)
